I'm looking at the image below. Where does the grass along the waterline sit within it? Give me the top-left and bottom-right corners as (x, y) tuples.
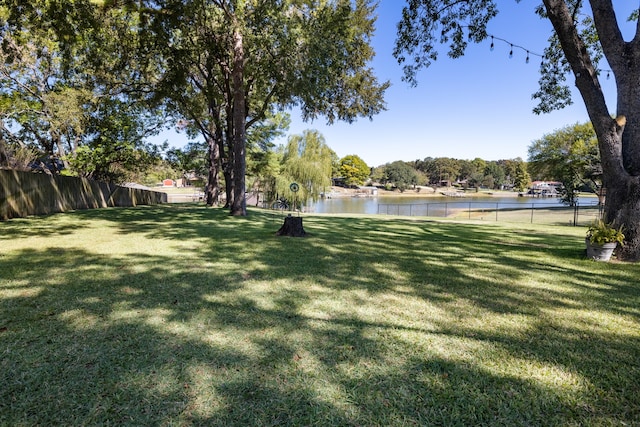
(1, 205), (639, 425)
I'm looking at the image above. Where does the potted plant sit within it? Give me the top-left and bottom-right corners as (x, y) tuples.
(585, 218), (625, 261)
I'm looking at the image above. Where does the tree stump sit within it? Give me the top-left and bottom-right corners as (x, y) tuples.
(276, 215), (306, 237)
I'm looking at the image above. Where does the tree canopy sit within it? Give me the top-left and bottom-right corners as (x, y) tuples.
(528, 122), (601, 206)
(0, 0), (166, 181)
(141, 0), (389, 215)
(383, 160), (418, 192)
(338, 154), (370, 186)
(278, 130), (334, 208)
(0, 0), (388, 210)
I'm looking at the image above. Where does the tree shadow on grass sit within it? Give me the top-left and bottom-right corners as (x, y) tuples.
(1, 205), (639, 425)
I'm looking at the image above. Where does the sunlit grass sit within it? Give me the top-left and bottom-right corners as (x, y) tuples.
(1, 205), (639, 425)
(446, 204), (601, 226)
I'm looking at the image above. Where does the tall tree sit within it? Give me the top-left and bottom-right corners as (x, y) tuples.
(144, 0), (389, 216)
(432, 157), (461, 186)
(279, 130), (334, 209)
(395, 1), (640, 260)
(484, 161), (506, 189)
(513, 160), (531, 193)
(0, 1), (165, 181)
(339, 154), (370, 186)
(384, 160), (418, 192)
(528, 122), (601, 206)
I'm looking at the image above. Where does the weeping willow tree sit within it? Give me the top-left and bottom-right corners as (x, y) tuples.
(278, 130), (334, 210)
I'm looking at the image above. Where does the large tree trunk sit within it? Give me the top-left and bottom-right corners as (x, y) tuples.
(205, 135), (220, 206)
(230, 26), (247, 216)
(544, 0), (640, 260)
(0, 139), (7, 167)
(603, 174), (640, 260)
(223, 161), (233, 208)
(590, 117), (640, 261)
(223, 110), (234, 209)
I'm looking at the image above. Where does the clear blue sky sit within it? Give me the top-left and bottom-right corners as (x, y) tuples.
(157, 1), (631, 168)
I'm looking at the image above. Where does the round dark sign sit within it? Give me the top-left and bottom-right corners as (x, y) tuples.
(290, 182), (300, 192)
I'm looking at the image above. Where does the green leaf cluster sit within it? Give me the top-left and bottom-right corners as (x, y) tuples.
(0, 1), (166, 180)
(381, 160), (418, 192)
(277, 130), (334, 207)
(394, 0), (498, 86)
(528, 122), (600, 206)
(587, 218), (625, 246)
(338, 154), (370, 186)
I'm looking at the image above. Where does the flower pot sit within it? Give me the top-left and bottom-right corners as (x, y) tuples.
(585, 238), (617, 261)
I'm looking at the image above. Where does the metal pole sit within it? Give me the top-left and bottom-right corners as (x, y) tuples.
(531, 203), (534, 224)
(495, 203), (499, 221)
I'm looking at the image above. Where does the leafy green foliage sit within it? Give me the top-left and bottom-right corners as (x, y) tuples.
(528, 122), (600, 206)
(142, 0), (388, 214)
(532, 5), (604, 115)
(587, 218), (625, 246)
(0, 141), (38, 170)
(246, 113), (290, 204)
(394, 0), (498, 86)
(68, 140), (164, 184)
(278, 130), (334, 207)
(166, 142), (207, 179)
(338, 154), (370, 186)
(382, 160), (418, 192)
(483, 161), (505, 188)
(512, 161), (531, 193)
(0, 1), (166, 180)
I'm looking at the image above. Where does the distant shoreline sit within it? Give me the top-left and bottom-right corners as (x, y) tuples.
(326, 186), (523, 199)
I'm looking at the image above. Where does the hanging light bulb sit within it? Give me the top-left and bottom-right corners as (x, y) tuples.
(490, 36), (494, 51)
(526, 51), (530, 64)
(509, 44), (513, 58)
(607, 71), (611, 80)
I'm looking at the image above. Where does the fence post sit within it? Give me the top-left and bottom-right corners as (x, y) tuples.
(530, 203), (535, 223)
(445, 202), (448, 217)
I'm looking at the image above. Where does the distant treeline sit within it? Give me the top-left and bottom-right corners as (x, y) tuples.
(369, 157), (530, 192)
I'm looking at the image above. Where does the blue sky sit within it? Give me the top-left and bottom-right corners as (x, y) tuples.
(157, 1), (632, 168)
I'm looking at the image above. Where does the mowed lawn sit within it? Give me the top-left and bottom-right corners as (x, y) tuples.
(1, 205), (639, 426)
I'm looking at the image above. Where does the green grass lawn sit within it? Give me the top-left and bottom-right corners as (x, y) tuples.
(1, 205), (639, 426)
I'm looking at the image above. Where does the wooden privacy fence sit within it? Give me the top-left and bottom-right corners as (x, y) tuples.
(0, 169), (167, 221)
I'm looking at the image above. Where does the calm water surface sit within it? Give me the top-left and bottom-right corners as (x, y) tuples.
(308, 194), (598, 215)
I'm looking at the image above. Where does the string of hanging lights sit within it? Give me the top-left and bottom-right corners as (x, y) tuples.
(487, 34), (612, 80)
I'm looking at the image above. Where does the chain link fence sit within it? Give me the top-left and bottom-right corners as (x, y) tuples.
(377, 200), (603, 226)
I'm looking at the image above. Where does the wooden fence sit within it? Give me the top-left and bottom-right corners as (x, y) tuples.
(0, 169), (167, 221)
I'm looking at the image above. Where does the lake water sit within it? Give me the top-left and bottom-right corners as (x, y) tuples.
(307, 194), (599, 216)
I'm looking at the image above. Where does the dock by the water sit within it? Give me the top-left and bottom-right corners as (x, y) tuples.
(440, 191), (466, 197)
